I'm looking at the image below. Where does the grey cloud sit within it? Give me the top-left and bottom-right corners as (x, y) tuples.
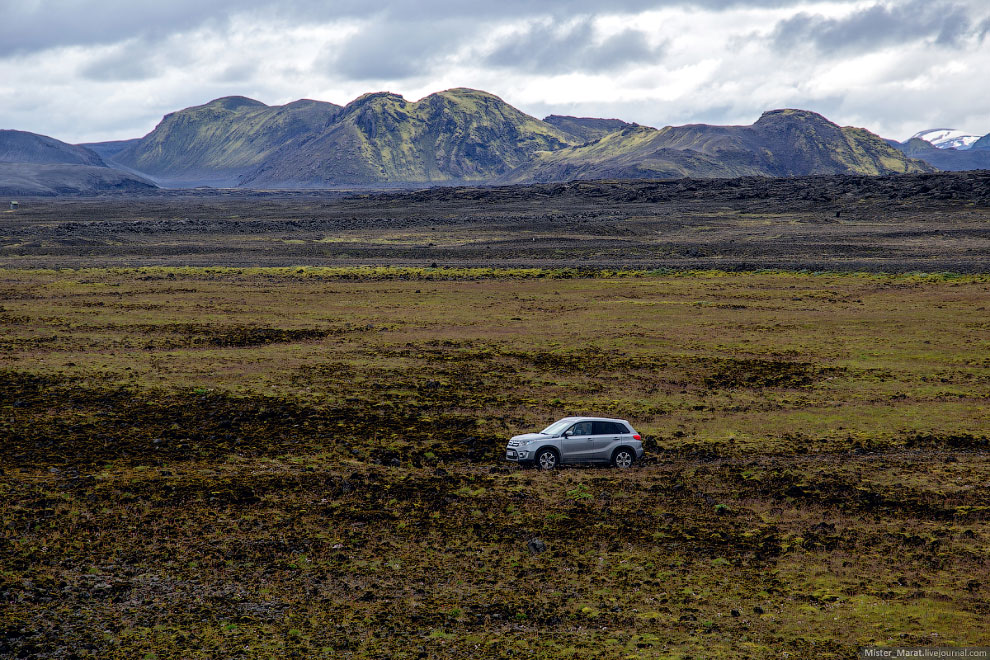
(325, 19), (467, 81)
(593, 30), (666, 70)
(215, 62), (259, 84)
(361, 0), (825, 20)
(79, 42), (158, 82)
(2, 0), (860, 56)
(934, 9), (973, 46)
(485, 20), (666, 74)
(771, 1), (978, 54)
(0, 1), (235, 56)
(679, 104), (753, 126)
(978, 17), (990, 41)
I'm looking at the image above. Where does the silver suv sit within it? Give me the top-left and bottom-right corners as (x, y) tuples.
(504, 417), (644, 469)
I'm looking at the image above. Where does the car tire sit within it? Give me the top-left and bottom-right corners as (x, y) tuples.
(611, 447), (635, 469)
(535, 448), (559, 470)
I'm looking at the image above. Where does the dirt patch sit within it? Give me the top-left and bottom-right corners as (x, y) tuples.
(0, 370), (502, 469)
(701, 358), (838, 389)
(140, 323), (344, 348)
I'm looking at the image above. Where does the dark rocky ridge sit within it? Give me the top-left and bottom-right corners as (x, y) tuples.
(3, 171), (988, 272)
(543, 115), (638, 142)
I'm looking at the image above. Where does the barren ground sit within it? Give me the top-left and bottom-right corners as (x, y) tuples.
(2, 172), (990, 272)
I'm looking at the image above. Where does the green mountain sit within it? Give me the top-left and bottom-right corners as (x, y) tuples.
(238, 88), (581, 187)
(739, 109), (934, 176)
(113, 96), (342, 187)
(498, 126), (755, 183)
(542, 115), (638, 143)
(501, 109), (934, 183)
(1, 129), (105, 166)
(78, 91), (938, 188)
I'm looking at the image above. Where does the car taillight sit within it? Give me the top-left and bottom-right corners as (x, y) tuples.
(633, 434), (641, 440)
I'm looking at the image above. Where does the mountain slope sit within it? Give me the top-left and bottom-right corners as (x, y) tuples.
(1, 129), (105, 166)
(893, 138), (990, 172)
(0, 163), (156, 195)
(497, 126), (757, 183)
(60, 91), (946, 188)
(238, 88), (581, 187)
(79, 138), (142, 162)
(113, 96), (342, 187)
(0, 130), (156, 195)
(501, 110), (934, 183)
(543, 115), (638, 142)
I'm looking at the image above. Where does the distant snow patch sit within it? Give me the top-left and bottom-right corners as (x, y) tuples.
(911, 128), (981, 150)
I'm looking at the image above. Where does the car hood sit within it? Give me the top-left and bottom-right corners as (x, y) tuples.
(509, 433), (551, 443)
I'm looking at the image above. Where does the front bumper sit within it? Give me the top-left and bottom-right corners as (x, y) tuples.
(504, 447), (534, 464)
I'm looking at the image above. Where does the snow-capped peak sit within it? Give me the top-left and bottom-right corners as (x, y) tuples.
(910, 128), (981, 150)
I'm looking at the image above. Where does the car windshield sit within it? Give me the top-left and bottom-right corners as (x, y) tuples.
(540, 419), (575, 436)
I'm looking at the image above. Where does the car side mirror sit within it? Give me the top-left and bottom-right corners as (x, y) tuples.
(562, 430), (572, 437)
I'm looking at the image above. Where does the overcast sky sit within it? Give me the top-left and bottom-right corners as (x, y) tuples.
(2, 0), (988, 143)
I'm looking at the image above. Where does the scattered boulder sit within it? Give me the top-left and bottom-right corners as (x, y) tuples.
(527, 538), (546, 555)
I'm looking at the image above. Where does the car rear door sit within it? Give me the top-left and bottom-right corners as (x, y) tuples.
(591, 421), (622, 460)
(561, 420), (595, 462)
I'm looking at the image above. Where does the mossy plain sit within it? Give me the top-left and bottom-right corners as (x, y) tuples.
(2, 267), (988, 658)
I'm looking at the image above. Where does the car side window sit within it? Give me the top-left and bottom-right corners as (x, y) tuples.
(569, 421), (592, 436)
(592, 421), (615, 435)
(613, 423), (630, 434)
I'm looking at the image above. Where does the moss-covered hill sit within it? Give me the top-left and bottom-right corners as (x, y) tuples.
(238, 88), (582, 187)
(112, 96), (343, 187)
(102, 93), (937, 188)
(500, 109), (935, 183)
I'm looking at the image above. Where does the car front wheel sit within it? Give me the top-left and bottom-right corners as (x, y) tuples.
(535, 448), (558, 470)
(611, 448), (634, 468)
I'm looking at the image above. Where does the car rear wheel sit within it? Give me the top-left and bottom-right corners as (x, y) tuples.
(611, 448), (634, 469)
(536, 448), (558, 470)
